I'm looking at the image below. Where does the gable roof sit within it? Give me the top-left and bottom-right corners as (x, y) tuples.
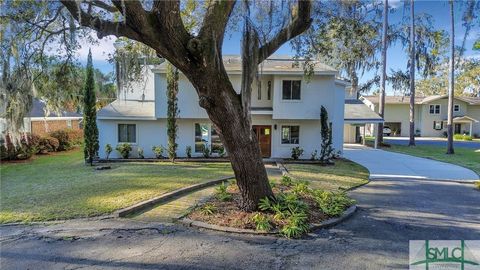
(97, 100), (155, 120)
(29, 99), (82, 118)
(363, 95), (480, 105)
(152, 55), (338, 75)
(344, 99), (383, 123)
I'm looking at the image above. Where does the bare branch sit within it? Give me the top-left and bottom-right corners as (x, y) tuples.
(257, 0), (312, 64)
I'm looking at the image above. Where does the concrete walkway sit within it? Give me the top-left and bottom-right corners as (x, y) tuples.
(344, 144), (479, 181)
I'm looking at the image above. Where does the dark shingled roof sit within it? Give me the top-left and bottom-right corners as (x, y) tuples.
(344, 99), (383, 123)
(29, 99), (82, 118)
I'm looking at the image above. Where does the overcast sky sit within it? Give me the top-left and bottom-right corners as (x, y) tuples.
(78, 0), (479, 95)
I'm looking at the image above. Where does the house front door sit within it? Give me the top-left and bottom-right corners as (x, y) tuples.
(253, 125), (272, 158)
(454, 123), (461, 134)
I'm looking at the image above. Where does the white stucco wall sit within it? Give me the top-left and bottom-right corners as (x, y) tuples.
(119, 68), (155, 101)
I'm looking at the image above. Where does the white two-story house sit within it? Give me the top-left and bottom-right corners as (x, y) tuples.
(97, 56), (355, 159)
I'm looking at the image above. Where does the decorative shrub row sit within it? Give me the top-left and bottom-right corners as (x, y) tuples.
(0, 129), (84, 160)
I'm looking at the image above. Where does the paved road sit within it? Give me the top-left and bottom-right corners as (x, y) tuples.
(1, 177), (479, 269)
(344, 145), (479, 181)
(384, 137), (480, 149)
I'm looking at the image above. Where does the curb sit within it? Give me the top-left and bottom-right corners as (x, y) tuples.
(178, 205), (357, 235)
(115, 176), (234, 218)
(369, 176), (478, 185)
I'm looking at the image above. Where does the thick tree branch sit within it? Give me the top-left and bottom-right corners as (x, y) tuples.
(90, 0), (118, 13)
(257, 0), (312, 64)
(60, 0), (141, 40)
(198, 1), (237, 50)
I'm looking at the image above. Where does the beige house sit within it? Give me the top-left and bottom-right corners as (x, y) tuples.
(363, 95), (480, 138)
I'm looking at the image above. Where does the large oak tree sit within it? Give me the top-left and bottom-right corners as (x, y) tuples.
(59, 0), (312, 210)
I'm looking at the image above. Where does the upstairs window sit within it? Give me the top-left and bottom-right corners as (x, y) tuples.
(429, 104), (440, 114)
(282, 80), (301, 100)
(257, 83), (262, 100)
(267, 81), (272, 100)
(118, 124), (136, 143)
(281, 125), (300, 144)
(454, 104), (460, 112)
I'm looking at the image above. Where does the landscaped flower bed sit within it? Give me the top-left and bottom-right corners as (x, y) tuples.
(187, 175), (356, 238)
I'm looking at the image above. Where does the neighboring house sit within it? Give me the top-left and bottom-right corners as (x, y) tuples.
(363, 95), (480, 138)
(0, 99), (83, 137)
(98, 55), (366, 159)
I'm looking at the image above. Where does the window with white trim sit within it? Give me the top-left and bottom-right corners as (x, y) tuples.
(281, 125), (300, 144)
(454, 104), (460, 112)
(118, 124), (136, 143)
(429, 104), (440, 114)
(433, 121), (443, 130)
(282, 80), (301, 100)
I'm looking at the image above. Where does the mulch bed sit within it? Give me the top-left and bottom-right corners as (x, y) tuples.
(187, 183), (329, 231)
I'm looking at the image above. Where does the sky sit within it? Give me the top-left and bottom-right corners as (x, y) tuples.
(78, 0), (479, 95)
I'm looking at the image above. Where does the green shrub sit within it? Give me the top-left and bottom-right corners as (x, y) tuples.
(116, 143), (132, 159)
(310, 150), (318, 161)
(105, 144), (113, 159)
(280, 175), (293, 187)
(66, 129), (83, 145)
(186, 146), (192, 158)
(49, 130), (71, 151)
(251, 213), (272, 232)
(152, 145), (165, 159)
(314, 191), (355, 217)
(37, 136), (59, 154)
(137, 147), (144, 159)
(454, 134), (473, 141)
(202, 143), (211, 158)
(0, 133), (39, 160)
(215, 182), (232, 201)
(200, 203), (217, 215)
(280, 211), (309, 238)
(291, 146), (304, 160)
(292, 180), (311, 195)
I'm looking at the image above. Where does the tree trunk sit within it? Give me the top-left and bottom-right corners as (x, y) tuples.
(377, 0), (388, 143)
(192, 72), (274, 210)
(446, 0), (455, 154)
(408, 0), (416, 147)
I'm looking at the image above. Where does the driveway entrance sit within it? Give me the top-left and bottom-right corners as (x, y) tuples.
(343, 144), (479, 181)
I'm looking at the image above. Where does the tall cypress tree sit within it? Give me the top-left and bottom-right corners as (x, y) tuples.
(83, 49), (99, 165)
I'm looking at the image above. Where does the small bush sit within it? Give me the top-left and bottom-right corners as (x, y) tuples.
(186, 146), (192, 158)
(0, 133), (39, 160)
(219, 146), (227, 158)
(215, 182), (232, 201)
(105, 144), (113, 159)
(152, 145), (165, 159)
(202, 143), (211, 158)
(281, 175), (293, 187)
(116, 143), (132, 159)
(137, 147), (144, 159)
(49, 130), (71, 151)
(292, 181), (311, 195)
(310, 150), (317, 161)
(200, 203), (217, 215)
(37, 136), (59, 154)
(251, 213), (272, 232)
(314, 191), (355, 217)
(291, 146), (304, 160)
(280, 211), (309, 238)
(67, 129), (83, 145)
(454, 134), (472, 141)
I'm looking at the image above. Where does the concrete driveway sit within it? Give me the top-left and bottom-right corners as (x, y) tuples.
(384, 137), (480, 149)
(344, 144), (479, 181)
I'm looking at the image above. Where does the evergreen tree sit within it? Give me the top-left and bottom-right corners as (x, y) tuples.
(319, 106), (334, 163)
(83, 50), (99, 165)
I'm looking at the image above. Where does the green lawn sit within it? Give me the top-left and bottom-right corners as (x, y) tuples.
(284, 159), (370, 191)
(385, 144), (480, 176)
(0, 149), (233, 223)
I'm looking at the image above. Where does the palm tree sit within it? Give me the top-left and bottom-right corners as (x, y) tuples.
(408, 0), (416, 146)
(377, 0), (388, 143)
(446, 0), (455, 154)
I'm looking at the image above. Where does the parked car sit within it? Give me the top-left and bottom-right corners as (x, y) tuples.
(383, 126), (392, 136)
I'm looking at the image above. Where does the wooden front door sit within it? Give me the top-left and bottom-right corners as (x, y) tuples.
(253, 125), (272, 158)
